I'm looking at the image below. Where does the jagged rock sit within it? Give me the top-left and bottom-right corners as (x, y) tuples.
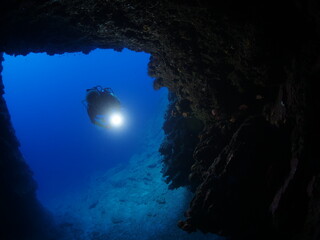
(160, 94), (204, 189)
(179, 117), (292, 238)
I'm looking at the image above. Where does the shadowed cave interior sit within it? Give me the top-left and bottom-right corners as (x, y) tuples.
(1, 1), (320, 240)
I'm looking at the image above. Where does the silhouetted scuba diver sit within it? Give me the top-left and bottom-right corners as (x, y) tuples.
(85, 86), (122, 128)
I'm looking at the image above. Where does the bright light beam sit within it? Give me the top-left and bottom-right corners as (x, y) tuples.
(109, 112), (124, 127)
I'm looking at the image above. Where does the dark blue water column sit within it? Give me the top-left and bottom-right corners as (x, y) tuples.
(2, 49), (167, 203)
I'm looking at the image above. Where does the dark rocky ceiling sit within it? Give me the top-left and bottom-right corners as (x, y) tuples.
(1, 0), (320, 240)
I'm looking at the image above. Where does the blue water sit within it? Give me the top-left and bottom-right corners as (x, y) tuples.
(2, 49), (221, 240)
(3, 49), (165, 202)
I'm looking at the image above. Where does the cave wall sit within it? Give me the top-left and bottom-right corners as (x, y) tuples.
(1, 0), (320, 239)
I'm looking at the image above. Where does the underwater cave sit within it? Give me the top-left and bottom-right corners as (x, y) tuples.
(1, 1), (320, 240)
(2, 49), (164, 202)
(2, 49), (217, 240)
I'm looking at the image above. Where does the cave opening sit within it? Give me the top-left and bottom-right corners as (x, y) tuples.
(2, 49), (220, 240)
(2, 48), (165, 203)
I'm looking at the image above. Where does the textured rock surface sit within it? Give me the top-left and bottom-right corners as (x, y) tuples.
(1, 0), (320, 239)
(160, 92), (204, 189)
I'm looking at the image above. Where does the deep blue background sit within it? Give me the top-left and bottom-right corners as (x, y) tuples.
(2, 49), (166, 202)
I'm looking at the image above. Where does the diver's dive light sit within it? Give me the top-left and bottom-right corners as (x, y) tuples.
(108, 112), (124, 127)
